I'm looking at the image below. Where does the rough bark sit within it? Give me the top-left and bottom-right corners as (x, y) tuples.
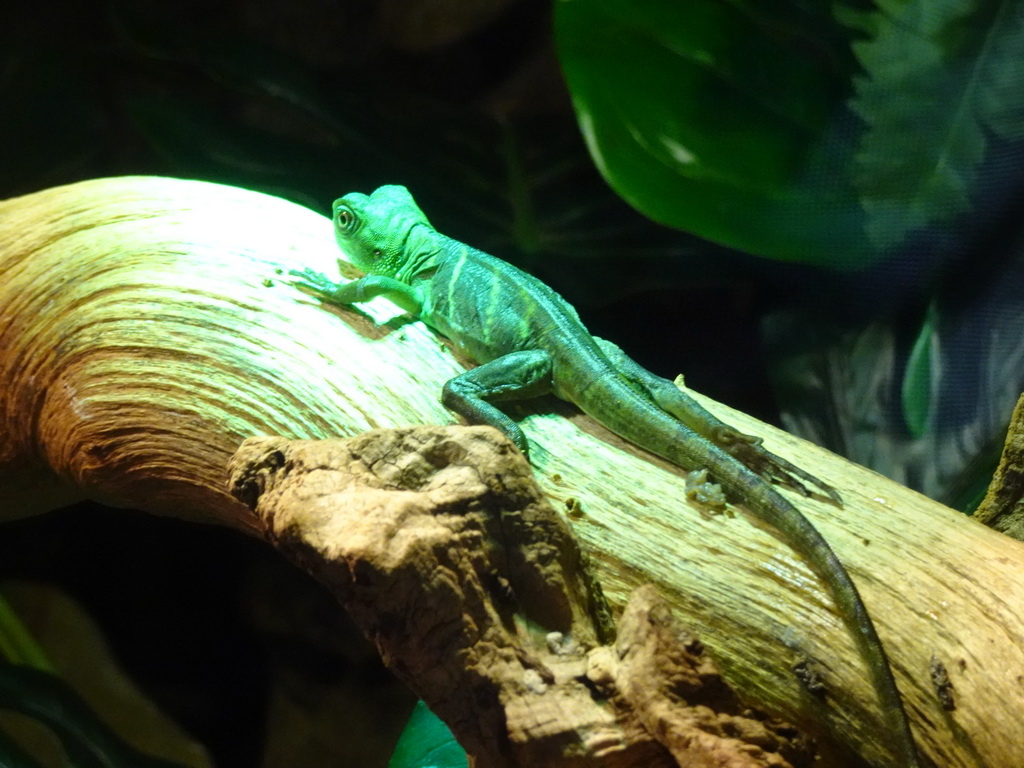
(227, 428), (812, 768)
(975, 393), (1024, 538)
(2, 176), (1024, 766)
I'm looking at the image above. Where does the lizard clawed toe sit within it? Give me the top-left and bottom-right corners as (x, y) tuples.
(712, 427), (842, 506)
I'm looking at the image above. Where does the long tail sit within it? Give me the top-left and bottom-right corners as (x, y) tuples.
(575, 371), (920, 765)
(713, 457), (920, 768)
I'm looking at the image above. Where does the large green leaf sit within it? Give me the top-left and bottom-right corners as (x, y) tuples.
(556, 0), (1024, 271)
(845, 0), (1024, 249)
(554, 0), (871, 267)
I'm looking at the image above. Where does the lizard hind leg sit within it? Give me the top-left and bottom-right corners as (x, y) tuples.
(441, 349), (554, 458)
(593, 338), (841, 505)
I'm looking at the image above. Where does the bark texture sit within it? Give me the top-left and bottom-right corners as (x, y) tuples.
(3, 176), (1024, 766)
(975, 393), (1024, 538)
(228, 428), (813, 768)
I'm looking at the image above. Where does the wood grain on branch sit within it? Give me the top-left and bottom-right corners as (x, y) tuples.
(2, 176), (1023, 767)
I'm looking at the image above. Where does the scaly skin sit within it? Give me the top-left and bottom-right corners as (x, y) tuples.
(290, 185), (920, 768)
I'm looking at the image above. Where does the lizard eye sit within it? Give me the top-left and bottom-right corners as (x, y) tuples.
(334, 206), (358, 233)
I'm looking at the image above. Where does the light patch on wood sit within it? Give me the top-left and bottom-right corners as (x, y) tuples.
(2, 177), (1023, 766)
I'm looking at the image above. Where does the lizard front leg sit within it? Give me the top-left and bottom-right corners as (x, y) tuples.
(594, 338), (840, 504)
(290, 268), (424, 316)
(441, 349), (553, 457)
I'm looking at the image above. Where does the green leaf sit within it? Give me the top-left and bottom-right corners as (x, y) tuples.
(901, 301), (940, 438)
(554, 0), (873, 267)
(0, 664), (188, 768)
(845, 0), (1024, 248)
(387, 701), (468, 768)
(0, 595), (53, 673)
(765, 242), (1024, 512)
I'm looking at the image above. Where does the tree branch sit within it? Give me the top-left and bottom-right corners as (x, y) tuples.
(2, 176), (1022, 766)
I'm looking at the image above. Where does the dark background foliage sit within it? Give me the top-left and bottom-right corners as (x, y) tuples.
(3, 0), (1023, 765)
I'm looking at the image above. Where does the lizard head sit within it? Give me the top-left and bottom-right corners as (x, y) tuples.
(332, 185), (433, 279)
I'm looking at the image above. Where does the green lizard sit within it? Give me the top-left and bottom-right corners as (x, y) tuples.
(290, 185), (920, 767)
